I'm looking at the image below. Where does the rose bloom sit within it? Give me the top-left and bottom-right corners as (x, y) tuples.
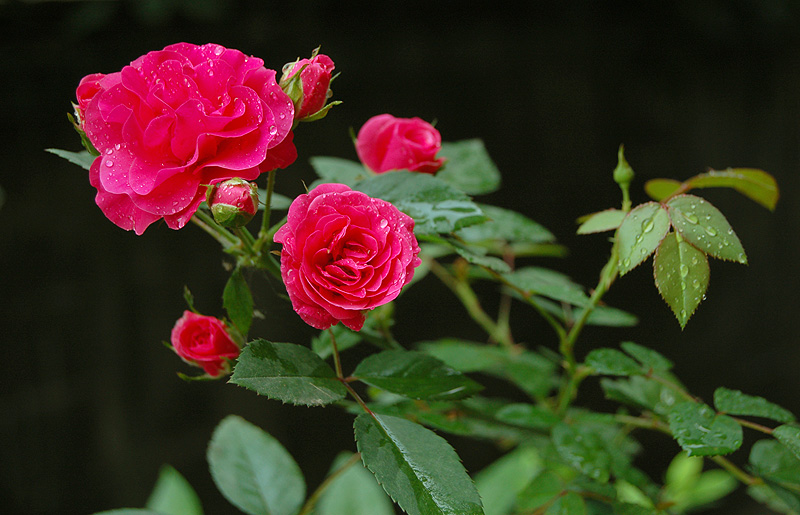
(355, 113), (445, 174)
(281, 52), (335, 121)
(273, 183), (421, 331)
(77, 42), (296, 235)
(170, 311), (240, 377)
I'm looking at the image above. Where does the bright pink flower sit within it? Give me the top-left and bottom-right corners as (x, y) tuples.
(355, 114), (444, 174)
(282, 53), (335, 121)
(79, 42), (296, 235)
(170, 311), (240, 377)
(273, 183), (421, 331)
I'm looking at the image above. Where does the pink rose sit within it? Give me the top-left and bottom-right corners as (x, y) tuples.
(355, 114), (445, 174)
(78, 42), (296, 235)
(281, 52), (336, 121)
(273, 183), (421, 331)
(170, 310), (240, 377)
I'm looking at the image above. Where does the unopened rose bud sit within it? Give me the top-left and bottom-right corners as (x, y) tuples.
(206, 178), (259, 228)
(280, 49), (338, 122)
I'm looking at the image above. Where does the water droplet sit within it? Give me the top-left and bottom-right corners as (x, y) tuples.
(105, 160), (114, 167)
(379, 219), (388, 229)
(680, 309), (687, 318)
(683, 212), (699, 224)
(213, 46), (223, 56)
(705, 226), (718, 236)
(622, 258), (631, 268)
(681, 281), (687, 291)
(680, 264), (689, 277)
(642, 218), (655, 233)
(114, 143), (121, 150)
(639, 247), (647, 255)
(268, 125), (277, 135)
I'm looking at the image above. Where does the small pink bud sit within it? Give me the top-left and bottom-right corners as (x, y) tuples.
(280, 50), (337, 122)
(206, 178), (259, 228)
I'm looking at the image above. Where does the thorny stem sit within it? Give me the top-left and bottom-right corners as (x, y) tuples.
(428, 258), (514, 348)
(296, 452), (363, 515)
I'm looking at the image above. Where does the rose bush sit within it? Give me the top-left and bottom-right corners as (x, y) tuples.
(77, 42), (296, 234)
(170, 310), (240, 377)
(273, 183), (421, 331)
(355, 113), (444, 174)
(280, 51), (336, 121)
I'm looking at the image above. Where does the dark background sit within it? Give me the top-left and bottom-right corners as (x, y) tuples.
(2, 1), (799, 514)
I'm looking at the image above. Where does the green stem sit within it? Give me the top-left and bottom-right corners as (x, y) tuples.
(730, 416), (775, 435)
(193, 209), (238, 246)
(329, 327), (373, 415)
(710, 456), (762, 487)
(255, 169), (277, 252)
(429, 259), (513, 347)
(234, 227), (257, 256)
(329, 328), (344, 379)
(556, 243), (620, 413)
(296, 452), (363, 515)
(490, 270), (566, 342)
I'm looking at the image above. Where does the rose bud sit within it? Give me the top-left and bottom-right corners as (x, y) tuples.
(206, 178), (259, 228)
(355, 114), (445, 174)
(280, 49), (338, 122)
(170, 311), (240, 377)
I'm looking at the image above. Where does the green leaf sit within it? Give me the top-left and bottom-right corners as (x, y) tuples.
(354, 413), (484, 515)
(436, 139), (502, 195)
(207, 415), (305, 515)
(452, 244), (512, 273)
(145, 464), (203, 515)
(503, 266), (589, 307)
(457, 204), (556, 244)
(546, 492), (586, 515)
(617, 202), (671, 275)
(620, 341), (673, 372)
(774, 425), (800, 461)
(516, 470), (564, 512)
(601, 375), (681, 416)
(666, 194), (747, 263)
(223, 267), (253, 335)
(474, 446), (542, 515)
(355, 170), (488, 235)
(418, 339), (557, 399)
(315, 452), (394, 515)
(644, 178), (682, 201)
(92, 511), (164, 515)
(749, 439), (800, 484)
(494, 403), (561, 430)
(230, 340), (347, 406)
(552, 423), (612, 483)
(584, 348), (641, 376)
(667, 402), (743, 456)
(46, 148), (96, 170)
(713, 387), (795, 423)
(310, 156), (371, 186)
(584, 306), (639, 327)
(352, 350), (483, 401)
(748, 482), (800, 515)
(576, 209), (626, 235)
(685, 168), (779, 211)
(653, 231), (709, 329)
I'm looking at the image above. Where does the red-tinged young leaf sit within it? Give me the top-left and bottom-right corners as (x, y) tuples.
(617, 202), (671, 276)
(644, 178), (682, 202)
(653, 232), (709, 329)
(685, 168), (779, 211)
(576, 208), (626, 235)
(666, 195), (747, 264)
